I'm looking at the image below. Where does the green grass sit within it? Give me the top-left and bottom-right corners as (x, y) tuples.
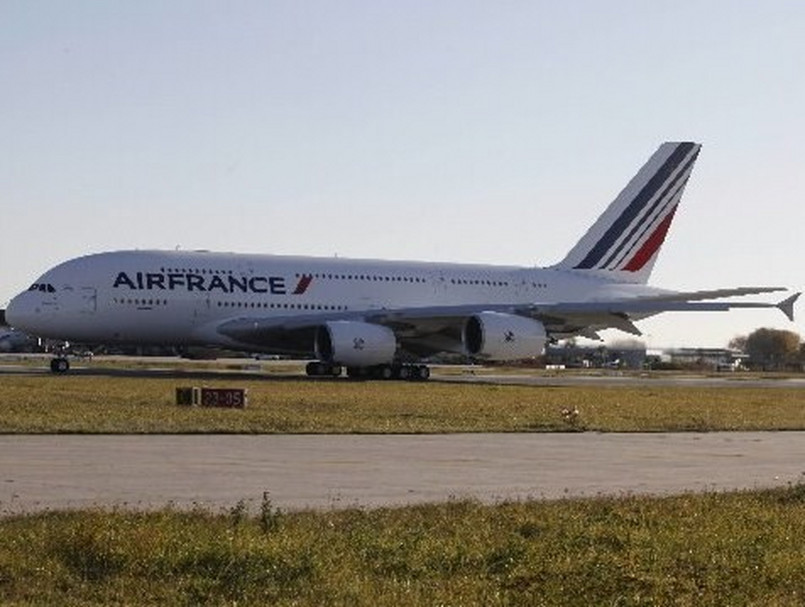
(1, 487), (804, 605)
(0, 373), (803, 433)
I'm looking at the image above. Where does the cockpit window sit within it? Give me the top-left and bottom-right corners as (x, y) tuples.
(28, 283), (56, 293)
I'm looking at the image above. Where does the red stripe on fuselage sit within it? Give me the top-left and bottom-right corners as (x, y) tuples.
(622, 205), (678, 272)
(292, 274), (313, 294)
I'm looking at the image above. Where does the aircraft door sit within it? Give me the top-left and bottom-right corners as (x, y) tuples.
(432, 269), (451, 305)
(193, 294), (212, 325)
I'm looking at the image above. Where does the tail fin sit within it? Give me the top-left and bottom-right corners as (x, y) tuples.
(555, 141), (701, 284)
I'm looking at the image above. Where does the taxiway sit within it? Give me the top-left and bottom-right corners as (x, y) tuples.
(2, 432), (804, 514)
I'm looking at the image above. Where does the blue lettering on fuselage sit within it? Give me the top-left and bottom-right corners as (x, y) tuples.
(113, 272), (137, 289)
(112, 271), (287, 295)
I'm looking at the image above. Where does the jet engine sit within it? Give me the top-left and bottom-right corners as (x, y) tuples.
(463, 312), (546, 360)
(315, 321), (397, 367)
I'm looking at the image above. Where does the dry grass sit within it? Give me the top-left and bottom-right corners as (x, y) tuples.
(0, 371), (803, 433)
(2, 487), (805, 605)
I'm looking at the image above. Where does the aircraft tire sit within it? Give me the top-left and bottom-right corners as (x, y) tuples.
(50, 358), (70, 374)
(306, 361), (344, 378)
(371, 365), (394, 380)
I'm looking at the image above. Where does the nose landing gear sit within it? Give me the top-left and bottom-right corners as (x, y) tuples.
(49, 357), (70, 373)
(47, 342), (73, 374)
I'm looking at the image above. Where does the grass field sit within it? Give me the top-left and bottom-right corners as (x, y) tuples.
(1, 486), (804, 605)
(0, 369), (803, 433)
(2, 362), (804, 603)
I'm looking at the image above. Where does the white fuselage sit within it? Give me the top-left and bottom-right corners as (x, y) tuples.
(6, 249), (659, 351)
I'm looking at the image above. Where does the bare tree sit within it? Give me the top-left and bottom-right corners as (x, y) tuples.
(744, 328), (801, 371)
(728, 335), (748, 353)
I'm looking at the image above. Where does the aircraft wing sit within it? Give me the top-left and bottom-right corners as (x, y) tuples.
(365, 289), (799, 341)
(613, 286), (788, 303)
(216, 289), (799, 353)
(527, 288), (797, 317)
(519, 289), (799, 338)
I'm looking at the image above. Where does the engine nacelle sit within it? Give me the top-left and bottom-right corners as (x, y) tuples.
(315, 321), (397, 367)
(463, 312), (546, 361)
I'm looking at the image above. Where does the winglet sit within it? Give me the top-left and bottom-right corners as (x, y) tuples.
(777, 293), (800, 322)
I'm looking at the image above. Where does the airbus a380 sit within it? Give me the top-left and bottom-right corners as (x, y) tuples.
(4, 142), (799, 378)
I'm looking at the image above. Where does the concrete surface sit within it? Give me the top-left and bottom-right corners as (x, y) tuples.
(2, 432), (804, 514)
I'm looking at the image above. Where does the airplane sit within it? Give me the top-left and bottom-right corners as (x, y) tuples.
(4, 142), (799, 378)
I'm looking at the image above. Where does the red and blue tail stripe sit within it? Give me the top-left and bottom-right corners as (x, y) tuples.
(556, 142), (701, 284)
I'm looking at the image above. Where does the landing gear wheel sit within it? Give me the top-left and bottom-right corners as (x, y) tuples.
(306, 361), (343, 377)
(305, 361), (320, 376)
(368, 365), (394, 380)
(50, 357), (70, 374)
(343, 364), (430, 381)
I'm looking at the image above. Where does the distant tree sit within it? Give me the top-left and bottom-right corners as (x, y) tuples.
(608, 339), (647, 369)
(744, 328), (801, 371)
(609, 339), (647, 351)
(728, 335), (748, 353)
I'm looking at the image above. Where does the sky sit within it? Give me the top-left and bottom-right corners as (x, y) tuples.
(2, 1), (803, 348)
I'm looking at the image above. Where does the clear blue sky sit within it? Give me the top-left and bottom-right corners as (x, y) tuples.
(2, 1), (803, 347)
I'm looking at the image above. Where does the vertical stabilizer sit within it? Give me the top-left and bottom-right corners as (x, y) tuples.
(555, 142), (701, 284)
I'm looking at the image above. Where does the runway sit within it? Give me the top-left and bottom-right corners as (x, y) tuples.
(2, 432), (804, 515)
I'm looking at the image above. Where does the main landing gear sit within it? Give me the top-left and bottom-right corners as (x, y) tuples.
(305, 361), (430, 381)
(305, 361), (343, 377)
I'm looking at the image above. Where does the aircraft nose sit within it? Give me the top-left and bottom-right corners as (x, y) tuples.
(5, 292), (34, 331)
